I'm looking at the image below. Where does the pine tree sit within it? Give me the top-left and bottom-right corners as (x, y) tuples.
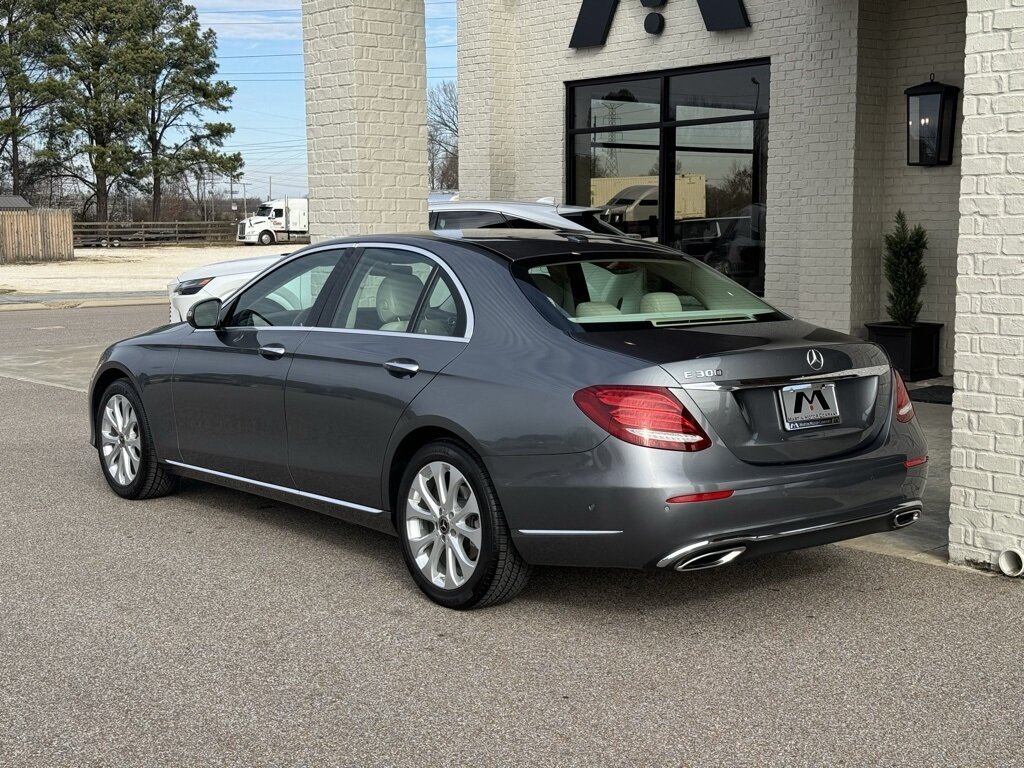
(135, 0), (240, 220)
(50, 0), (149, 220)
(884, 210), (928, 326)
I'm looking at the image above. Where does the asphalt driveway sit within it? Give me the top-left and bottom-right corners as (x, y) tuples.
(0, 306), (1021, 766)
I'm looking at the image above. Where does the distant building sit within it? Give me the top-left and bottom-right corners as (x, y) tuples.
(0, 196), (31, 211)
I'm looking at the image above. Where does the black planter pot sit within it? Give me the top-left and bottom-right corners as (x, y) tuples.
(864, 321), (943, 382)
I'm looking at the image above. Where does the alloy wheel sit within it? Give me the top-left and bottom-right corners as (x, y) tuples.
(100, 394), (141, 485)
(405, 461), (482, 590)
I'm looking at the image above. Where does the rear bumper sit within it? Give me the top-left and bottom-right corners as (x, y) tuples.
(489, 422), (928, 570)
(655, 500), (922, 571)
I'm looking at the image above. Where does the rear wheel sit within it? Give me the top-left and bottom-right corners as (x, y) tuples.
(96, 380), (177, 499)
(398, 441), (531, 609)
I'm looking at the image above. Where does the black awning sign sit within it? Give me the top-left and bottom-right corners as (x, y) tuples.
(569, 0), (750, 49)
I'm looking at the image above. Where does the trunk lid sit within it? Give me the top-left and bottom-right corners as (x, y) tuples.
(576, 319), (893, 465)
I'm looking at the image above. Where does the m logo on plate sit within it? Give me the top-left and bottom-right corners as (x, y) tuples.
(792, 388), (831, 414)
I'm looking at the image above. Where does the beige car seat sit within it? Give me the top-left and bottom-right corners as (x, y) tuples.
(376, 272), (424, 331)
(640, 292), (683, 314)
(575, 301), (622, 318)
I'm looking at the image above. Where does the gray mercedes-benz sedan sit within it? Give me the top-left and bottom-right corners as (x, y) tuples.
(89, 232), (928, 609)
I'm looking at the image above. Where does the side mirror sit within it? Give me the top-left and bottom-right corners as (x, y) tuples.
(187, 297), (222, 329)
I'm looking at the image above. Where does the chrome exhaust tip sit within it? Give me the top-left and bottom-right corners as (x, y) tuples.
(674, 546), (746, 571)
(892, 508), (920, 528)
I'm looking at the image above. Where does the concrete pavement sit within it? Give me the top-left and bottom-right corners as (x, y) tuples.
(0, 244), (283, 296)
(1, 305), (1018, 766)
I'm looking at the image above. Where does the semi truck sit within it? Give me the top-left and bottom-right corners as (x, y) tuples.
(236, 197), (309, 245)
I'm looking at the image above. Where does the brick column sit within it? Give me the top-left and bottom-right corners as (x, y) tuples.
(949, 0), (1024, 569)
(301, 0), (428, 240)
(456, 0), (517, 200)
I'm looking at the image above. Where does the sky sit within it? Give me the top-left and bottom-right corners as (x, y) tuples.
(194, 1), (457, 202)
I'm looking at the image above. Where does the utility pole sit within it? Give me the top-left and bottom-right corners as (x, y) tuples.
(241, 181), (247, 217)
(269, 176), (272, 199)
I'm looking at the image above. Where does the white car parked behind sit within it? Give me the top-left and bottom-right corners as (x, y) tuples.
(167, 200), (626, 322)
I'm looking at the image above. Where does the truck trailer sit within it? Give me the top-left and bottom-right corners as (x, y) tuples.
(236, 197), (309, 245)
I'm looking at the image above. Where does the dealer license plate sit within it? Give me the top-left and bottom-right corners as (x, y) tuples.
(778, 383), (841, 431)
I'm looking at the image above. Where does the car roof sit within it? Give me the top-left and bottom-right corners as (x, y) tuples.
(313, 230), (681, 262)
(430, 200), (603, 216)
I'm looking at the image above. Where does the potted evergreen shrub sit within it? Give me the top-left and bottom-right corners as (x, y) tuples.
(865, 211), (942, 381)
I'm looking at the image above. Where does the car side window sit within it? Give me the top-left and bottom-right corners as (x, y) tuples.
(329, 248), (437, 333)
(434, 210), (508, 230)
(503, 217), (552, 230)
(410, 272), (466, 337)
(228, 249), (343, 328)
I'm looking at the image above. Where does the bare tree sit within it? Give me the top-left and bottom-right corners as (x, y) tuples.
(427, 80), (458, 191)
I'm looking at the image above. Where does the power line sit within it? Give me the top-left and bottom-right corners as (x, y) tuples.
(219, 52), (302, 58)
(197, 7), (298, 12)
(219, 68), (455, 74)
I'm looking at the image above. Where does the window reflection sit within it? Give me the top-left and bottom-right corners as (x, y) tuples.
(573, 132), (661, 240)
(568, 62), (769, 294)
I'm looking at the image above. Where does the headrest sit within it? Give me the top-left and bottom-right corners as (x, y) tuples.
(575, 301), (621, 318)
(376, 273), (423, 324)
(640, 292), (683, 314)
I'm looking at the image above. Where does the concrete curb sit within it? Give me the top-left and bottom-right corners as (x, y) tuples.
(0, 297), (167, 312)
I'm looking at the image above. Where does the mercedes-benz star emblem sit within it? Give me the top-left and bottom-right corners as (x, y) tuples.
(806, 349), (824, 371)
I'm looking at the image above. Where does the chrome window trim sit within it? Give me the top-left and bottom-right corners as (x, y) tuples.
(679, 363), (891, 392)
(164, 460), (385, 515)
(215, 242), (475, 341)
(517, 529), (623, 536)
(192, 326), (469, 344)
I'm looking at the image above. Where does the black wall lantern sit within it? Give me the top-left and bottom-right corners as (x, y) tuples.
(905, 74), (960, 167)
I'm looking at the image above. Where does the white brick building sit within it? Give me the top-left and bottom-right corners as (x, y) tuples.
(302, 0), (1024, 575)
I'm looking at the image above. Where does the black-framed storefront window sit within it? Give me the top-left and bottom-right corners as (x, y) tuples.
(567, 60), (769, 294)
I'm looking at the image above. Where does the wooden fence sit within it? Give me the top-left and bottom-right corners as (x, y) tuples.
(72, 220), (238, 247)
(0, 209), (75, 264)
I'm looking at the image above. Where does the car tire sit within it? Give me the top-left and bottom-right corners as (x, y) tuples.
(258, 230), (275, 246)
(96, 380), (177, 500)
(398, 440), (531, 609)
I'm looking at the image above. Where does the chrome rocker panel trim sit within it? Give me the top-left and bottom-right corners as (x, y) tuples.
(518, 529), (623, 536)
(165, 460), (384, 515)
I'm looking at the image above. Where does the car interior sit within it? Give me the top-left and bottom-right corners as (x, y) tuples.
(226, 248), (465, 337)
(526, 258), (773, 325)
(333, 250), (464, 337)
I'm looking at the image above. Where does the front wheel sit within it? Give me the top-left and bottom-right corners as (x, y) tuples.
(96, 380), (177, 499)
(258, 230), (275, 246)
(398, 441), (531, 609)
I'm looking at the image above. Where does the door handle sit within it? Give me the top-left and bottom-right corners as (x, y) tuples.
(259, 343), (287, 360)
(383, 358), (420, 378)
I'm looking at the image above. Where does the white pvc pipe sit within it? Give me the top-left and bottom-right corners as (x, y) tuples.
(997, 547), (1024, 578)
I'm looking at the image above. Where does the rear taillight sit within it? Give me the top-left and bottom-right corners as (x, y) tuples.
(894, 370), (915, 423)
(573, 385), (711, 452)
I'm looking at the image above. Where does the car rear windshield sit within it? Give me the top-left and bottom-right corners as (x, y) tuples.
(516, 255), (785, 329)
